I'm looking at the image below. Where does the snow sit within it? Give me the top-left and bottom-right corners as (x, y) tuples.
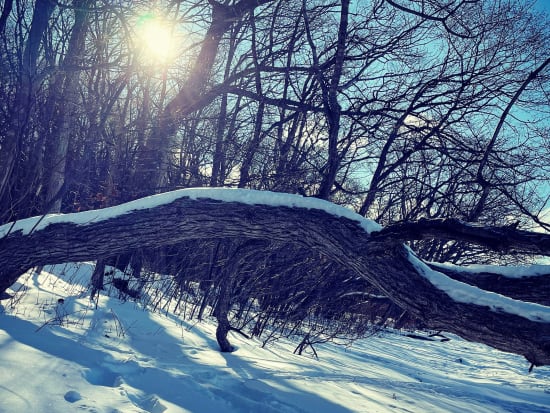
(0, 188), (381, 238)
(429, 262), (550, 278)
(1, 264), (549, 413)
(407, 248), (550, 323)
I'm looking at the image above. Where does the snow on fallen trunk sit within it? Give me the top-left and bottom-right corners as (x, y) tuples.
(0, 188), (381, 238)
(407, 248), (550, 323)
(429, 261), (550, 278)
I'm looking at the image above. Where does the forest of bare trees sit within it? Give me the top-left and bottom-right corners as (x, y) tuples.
(1, 0), (549, 365)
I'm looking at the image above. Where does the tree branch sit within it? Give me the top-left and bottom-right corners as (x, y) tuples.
(372, 218), (550, 256)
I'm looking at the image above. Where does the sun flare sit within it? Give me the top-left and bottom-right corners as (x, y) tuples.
(136, 13), (175, 63)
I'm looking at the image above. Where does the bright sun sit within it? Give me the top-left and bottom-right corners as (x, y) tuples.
(136, 13), (175, 63)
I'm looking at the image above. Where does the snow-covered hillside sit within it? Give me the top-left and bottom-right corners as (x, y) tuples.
(0, 264), (549, 413)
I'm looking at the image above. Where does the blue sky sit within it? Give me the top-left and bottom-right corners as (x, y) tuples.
(534, 0), (550, 13)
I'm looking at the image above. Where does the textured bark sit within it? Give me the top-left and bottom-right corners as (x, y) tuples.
(0, 193), (549, 365)
(372, 218), (550, 256)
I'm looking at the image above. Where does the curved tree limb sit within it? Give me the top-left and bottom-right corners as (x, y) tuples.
(0, 190), (549, 366)
(372, 218), (550, 256)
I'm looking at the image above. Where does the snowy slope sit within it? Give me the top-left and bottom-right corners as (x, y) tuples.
(0, 264), (549, 413)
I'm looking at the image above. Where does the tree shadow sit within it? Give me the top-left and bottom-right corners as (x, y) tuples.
(1, 299), (355, 412)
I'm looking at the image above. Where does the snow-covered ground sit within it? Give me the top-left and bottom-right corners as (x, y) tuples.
(1, 264), (549, 413)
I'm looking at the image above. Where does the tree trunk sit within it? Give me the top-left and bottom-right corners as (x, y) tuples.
(315, 0), (349, 199)
(238, 12), (265, 188)
(0, 0), (55, 213)
(0, 0), (13, 34)
(0, 190), (549, 365)
(90, 259), (106, 300)
(214, 280), (234, 352)
(44, 0), (92, 212)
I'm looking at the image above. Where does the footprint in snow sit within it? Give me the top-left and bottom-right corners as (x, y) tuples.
(64, 390), (82, 403)
(83, 367), (120, 387)
(129, 394), (167, 413)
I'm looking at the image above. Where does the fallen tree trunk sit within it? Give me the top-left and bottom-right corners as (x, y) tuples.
(0, 189), (549, 366)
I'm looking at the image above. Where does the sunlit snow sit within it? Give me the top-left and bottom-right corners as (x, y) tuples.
(0, 264), (548, 413)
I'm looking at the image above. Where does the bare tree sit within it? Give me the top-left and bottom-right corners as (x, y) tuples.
(43, 0), (94, 213)
(0, 0), (56, 220)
